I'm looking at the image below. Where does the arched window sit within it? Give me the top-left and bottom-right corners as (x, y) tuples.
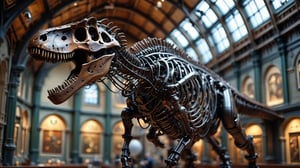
(265, 66), (283, 106)
(112, 121), (124, 155)
(81, 120), (103, 155)
(40, 115), (66, 154)
(285, 118), (300, 163)
(242, 76), (255, 99)
(83, 84), (99, 105)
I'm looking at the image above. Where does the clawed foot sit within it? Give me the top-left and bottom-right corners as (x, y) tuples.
(165, 151), (180, 167)
(121, 155), (132, 168)
(220, 161), (231, 168)
(245, 153), (259, 168)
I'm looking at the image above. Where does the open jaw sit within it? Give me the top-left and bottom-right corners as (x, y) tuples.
(28, 47), (115, 104)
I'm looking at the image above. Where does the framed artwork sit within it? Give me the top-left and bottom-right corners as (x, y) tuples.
(266, 69), (283, 106)
(81, 133), (100, 154)
(242, 77), (254, 99)
(42, 130), (62, 154)
(289, 133), (300, 163)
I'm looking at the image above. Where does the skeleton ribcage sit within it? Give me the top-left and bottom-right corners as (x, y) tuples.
(136, 52), (218, 138)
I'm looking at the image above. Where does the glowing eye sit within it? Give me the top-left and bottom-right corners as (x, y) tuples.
(74, 27), (87, 42)
(101, 32), (111, 43)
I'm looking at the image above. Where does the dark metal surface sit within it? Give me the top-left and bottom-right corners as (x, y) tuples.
(28, 17), (283, 168)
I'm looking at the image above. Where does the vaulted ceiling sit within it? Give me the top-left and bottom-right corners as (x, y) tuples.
(2, 0), (299, 71)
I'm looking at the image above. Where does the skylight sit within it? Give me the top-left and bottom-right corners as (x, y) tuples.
(170, 29), (189, 48)
(271, 0), (293, 10)
(186, 47), (199, 61)
(196, 38), (213, 63)
(226, 10), (248, 42)
(210, 23), (230, 53)
(180, 19), (200, 40)
(196, 1), (217, 28)
(214, 0), (235, 14)
(244, 0), (270, 28)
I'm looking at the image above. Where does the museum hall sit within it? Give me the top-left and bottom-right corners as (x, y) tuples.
(0, 0), (300, 167)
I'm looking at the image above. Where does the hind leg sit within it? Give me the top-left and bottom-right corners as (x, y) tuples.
(219, 88), (259, 168)
(207, 136), (231, 168)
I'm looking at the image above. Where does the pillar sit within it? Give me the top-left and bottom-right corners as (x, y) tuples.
(103, 82), (112, 163)
(233, 61), (241, 90)
(276, 37), (289, 104)
(2, 65), (24, 165)
(28, 80), (42, 164)
(70, 90), (82, 163)
(252, 51), (262, 102)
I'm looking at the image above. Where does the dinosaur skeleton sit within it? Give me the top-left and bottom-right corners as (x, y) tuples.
(28, 17), (282, 168)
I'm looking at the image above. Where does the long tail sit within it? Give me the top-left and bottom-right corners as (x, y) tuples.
(233, 91), (283, 120)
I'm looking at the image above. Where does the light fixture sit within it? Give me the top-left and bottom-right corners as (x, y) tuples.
(156, 1), (162, 8)
(23, 9), (32, 20)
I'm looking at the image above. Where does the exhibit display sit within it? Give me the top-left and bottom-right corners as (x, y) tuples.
(28, 17), (283, 168)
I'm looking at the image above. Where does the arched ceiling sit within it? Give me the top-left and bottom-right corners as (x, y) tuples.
(7, 0), (197, 45)
(2, 0), (299, 70)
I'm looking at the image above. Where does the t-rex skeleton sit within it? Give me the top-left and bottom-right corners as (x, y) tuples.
(28, 17), (282, 168)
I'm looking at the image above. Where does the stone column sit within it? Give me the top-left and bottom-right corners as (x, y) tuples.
(28, 75), (42, 164)
(70, 90), (82, 163)
(103, 82), (112, 163)
(276, 37), (289, 104)
(2, 65), (24, 165)
(252, 51), (262, 102)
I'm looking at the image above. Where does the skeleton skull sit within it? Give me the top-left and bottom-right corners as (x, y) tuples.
(28, 17), (121, 104)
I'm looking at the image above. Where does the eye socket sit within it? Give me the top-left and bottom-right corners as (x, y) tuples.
(40, 34), (47, 41)
(74, 27), (87, 42)
(101, 32), (111, 43)
(89, 27), (99, 41)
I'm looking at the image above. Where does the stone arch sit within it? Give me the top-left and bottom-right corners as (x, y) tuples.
(40, 114), (67, 155)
